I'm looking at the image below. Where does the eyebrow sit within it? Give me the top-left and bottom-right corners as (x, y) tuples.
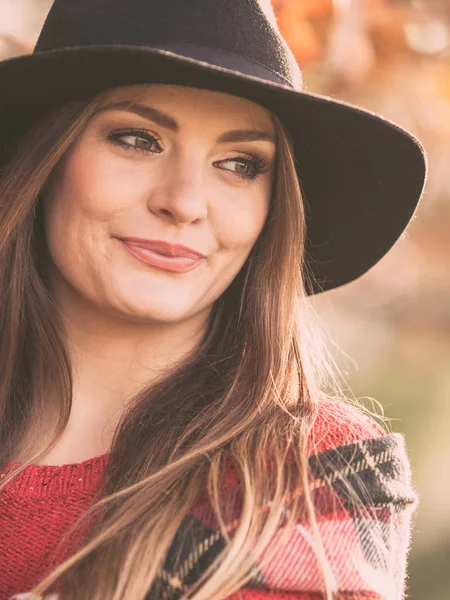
(94, 101), (276, 144)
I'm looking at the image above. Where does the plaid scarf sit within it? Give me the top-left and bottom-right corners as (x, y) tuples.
(11, 430), (417, 600)
(148, 432), (418, 600)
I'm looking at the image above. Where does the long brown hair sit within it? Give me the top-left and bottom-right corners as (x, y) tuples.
(0, 88), (385, 600)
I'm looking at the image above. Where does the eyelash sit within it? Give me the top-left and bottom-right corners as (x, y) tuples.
(107, 128), (272, 181)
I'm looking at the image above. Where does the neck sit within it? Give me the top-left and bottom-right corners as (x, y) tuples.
(14, 272), (211, 466)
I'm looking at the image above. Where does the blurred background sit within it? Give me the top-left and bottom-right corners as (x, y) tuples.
(0, 0), (449, 598)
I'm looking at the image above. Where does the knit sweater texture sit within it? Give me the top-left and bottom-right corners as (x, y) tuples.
(0, 401), (418, 600)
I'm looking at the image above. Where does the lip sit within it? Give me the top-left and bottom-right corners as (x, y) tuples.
(117, 239), (205, 274)
(117, 237), (205, 259)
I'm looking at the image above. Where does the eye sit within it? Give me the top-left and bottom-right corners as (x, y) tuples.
(106, 130), (273, 181)
(107, 129), (162, 154)
(216, 156), (272, 181)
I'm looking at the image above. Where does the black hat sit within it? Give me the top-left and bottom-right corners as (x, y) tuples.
(0, 0), (427, 294)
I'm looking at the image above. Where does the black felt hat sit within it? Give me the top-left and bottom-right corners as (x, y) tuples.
(0, 0), (427, 294)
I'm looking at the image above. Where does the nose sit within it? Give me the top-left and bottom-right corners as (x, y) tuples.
(147, 156), (208, 225)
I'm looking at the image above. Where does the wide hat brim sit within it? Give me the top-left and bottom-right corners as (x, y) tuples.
(0, 45), (427, 295)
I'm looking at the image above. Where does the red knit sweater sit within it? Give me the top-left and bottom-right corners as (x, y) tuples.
(0, 454), (108, 600)
(0, 456), (317, 600)
(0, 403), (415, 600)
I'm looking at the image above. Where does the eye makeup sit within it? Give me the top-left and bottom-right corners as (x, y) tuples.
(106, 127), (273, 181)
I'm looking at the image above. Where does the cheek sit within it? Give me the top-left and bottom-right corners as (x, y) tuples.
(212, 189), (270, 253)
(43, 141), (150, 249)
(48, 143), (141, 218)
(40, 144), (139, 292)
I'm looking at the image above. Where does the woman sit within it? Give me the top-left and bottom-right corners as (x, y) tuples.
(0, 1), (426, 599)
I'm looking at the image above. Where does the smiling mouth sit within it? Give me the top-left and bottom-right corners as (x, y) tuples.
(117, 236), (205, 259)
(118, 239), (205, 273)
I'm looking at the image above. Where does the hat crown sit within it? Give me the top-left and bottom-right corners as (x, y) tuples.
(35, 0), (302, 88)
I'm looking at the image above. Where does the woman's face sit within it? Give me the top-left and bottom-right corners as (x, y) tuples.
(41, 84), (276, 324)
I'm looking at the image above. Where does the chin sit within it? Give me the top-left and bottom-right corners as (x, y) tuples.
(103, 275), (209, 324)
(116, 296), (199, 324)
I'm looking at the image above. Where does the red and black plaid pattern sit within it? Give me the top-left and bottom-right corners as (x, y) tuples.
(148, 433), (418, 600)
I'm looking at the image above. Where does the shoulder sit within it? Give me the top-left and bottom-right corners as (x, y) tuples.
(306, 400), (417, 511)
(219, 399), (389, 496)
(260, 403), (418, 598)
(187, 402), (417, 598)
(308, 397), (388, 455)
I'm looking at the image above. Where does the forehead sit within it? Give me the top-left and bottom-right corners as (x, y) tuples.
(97, 83), (275, 130)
